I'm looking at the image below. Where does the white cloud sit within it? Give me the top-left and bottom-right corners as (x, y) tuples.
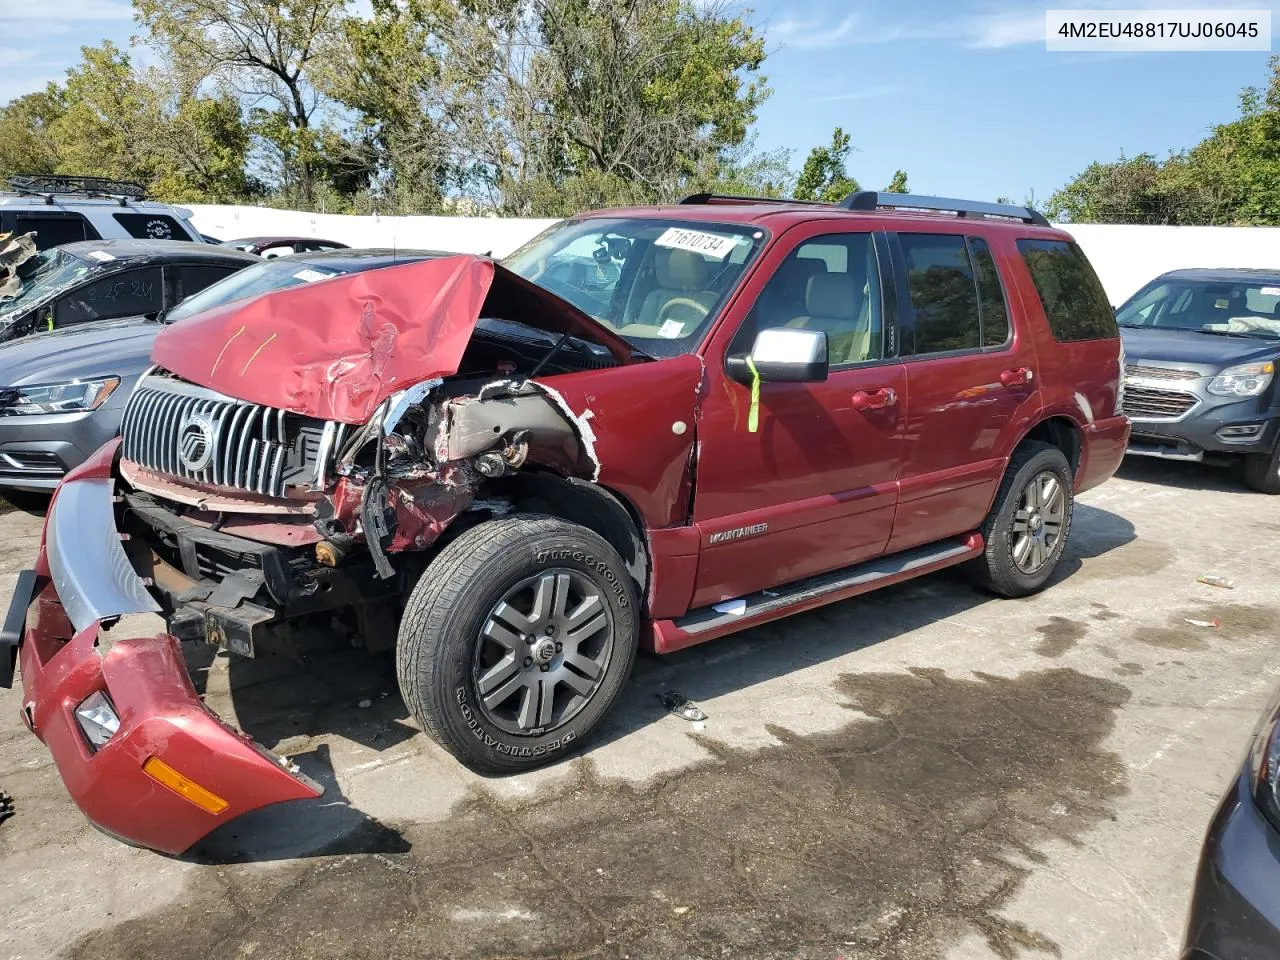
(0, 75), (61, 103)
(814, 84), (907, 103)
(774, 13), (860, 48)
(0, 48), (39, 68)
(966, 11), (1046, 49)
(772, 1), (1280, 52)
(0, 0), (133, 22)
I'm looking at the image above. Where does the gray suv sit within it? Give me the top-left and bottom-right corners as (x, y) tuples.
(0, 175), (204, 249)
(0, 248), (428, 491)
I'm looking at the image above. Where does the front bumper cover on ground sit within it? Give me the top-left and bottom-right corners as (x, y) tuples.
(7, 439), (322, 855)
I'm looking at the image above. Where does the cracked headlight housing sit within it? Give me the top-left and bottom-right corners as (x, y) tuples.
(74, 690), (121, 751)
(0, 376), (121, 415)
(1207, 361), (1274, 398)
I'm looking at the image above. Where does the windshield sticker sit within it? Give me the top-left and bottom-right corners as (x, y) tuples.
(657, 318), (686, 339)
(654, 227), (737, 261)
(1263, 287), (1280, 297)
(1214, 298), (1229, 309)
(292, 268), (336, 283)
(87, 251), (115, 263)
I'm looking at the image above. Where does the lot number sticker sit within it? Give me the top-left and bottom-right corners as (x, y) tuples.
(292, 268), (336, 283)
(654, 227), (736, 260)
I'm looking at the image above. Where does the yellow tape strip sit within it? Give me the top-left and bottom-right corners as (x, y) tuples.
(745, 356), (761, 433)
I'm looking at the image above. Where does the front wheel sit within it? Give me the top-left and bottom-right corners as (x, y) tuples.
(968, 441), (1074, 598)
(1243, 446), (1280, 494)
(396, 515), (639, 774)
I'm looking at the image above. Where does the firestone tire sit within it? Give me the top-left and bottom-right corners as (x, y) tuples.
(968, 441), (1075, 598)
(1243, 448), (1280, 494)
(396, 514), (639, 775)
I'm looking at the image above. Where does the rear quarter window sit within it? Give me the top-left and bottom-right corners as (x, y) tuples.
(1017, 239), (1117, 342)
(113, 213), (189, 241)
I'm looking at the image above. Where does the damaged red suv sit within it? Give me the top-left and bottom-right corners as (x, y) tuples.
(2, 192), (1129, 853)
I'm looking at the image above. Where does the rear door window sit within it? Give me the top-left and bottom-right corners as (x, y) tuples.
(898, 234), (981, 355)
(177, 264), (243, 301)
(54, 266), (164, 326)
(968, 237), (1011, 347)
(14, 214), (99, 249)
(1017, 239), (1117, 341)
(112, 213), (188, 241)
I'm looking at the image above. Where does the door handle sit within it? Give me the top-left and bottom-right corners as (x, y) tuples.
(851, 387), (897, 411)
(1000, 367), (1035, 387)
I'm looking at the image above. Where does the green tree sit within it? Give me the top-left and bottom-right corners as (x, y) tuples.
(0, 87), (65, 179)
(794, 127), (859, 202)
(0, 42), (253, 203)
(1048, 56), (1280, 225)
(329, 0), (770, 216)
(133, 0), (353, 201)
(883, 169), (909, 193)
(323, 0), (450, 213)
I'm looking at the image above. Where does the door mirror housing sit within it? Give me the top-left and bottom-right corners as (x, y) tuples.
(728, 327), (829, 384)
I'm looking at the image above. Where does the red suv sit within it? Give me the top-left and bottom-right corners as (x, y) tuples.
(2, 192), (1129, 853)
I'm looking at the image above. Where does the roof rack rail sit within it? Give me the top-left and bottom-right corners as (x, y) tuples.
(840, 191), (1051, 226)
(5, 174), (148, 207)
(678, 193), (828, 207)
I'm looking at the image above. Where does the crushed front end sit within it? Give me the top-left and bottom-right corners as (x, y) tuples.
(2, 254), (645, 849)
(1, 441), (322, 855)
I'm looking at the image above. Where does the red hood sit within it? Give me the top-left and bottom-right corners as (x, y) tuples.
(151, 254), (635, 424)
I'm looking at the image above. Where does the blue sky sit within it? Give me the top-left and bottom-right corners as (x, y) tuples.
(4, 0), (1279, 204)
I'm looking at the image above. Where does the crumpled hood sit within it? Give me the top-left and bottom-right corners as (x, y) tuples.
(0, 316), (159, 386)
(151, 254), (635, 424)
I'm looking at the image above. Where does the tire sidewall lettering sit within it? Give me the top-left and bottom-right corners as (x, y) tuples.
(535, 548), (630, 609)
(455, 685), (577, 757)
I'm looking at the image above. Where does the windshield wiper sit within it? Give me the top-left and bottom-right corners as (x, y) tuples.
(1198, 328), (1277, 339)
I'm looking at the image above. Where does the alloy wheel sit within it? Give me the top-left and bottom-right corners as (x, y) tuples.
(472, 569), (614, 735)
(1011, 470), (1067, 574)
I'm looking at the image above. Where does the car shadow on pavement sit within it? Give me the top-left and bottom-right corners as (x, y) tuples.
(589, 500), (1137, 754)
(184, 742), (412, 865)
(190, 501), (1134, 793)
(0, 490), (50, 516)
(1116, 455), (1256, 495)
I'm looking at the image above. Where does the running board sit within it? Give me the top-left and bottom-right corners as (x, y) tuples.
(649, 533), (984, 655)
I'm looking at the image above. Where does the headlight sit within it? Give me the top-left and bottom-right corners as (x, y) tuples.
(0, 376), (120, 415)
(1250, 704), (1280, 832)
(1207, 361), (1274, 398)
(73, 690), (120, 750)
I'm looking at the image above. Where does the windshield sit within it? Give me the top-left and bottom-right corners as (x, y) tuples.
(165, 257), (347, 325)
(503, 217), (767, 357)
(0, 249), (93, 323)
(1116, 277), (1280, 339)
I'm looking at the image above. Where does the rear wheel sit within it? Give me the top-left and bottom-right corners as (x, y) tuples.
(968, 441), (1074, 598)
(1243, 447), (1280, 494)
(396, 515), (639, 774)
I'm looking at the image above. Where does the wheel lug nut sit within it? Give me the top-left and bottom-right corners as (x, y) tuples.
(523, 657), (533, 667)
(540, 664), (550, 672)
(555, 642), (562, 652)
(545, 626), (555, 635)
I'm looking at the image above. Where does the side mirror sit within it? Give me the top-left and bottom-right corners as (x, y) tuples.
(728, 327), (829, 384)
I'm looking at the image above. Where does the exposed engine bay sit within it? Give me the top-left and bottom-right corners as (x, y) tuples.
(115, 261), (645, 659)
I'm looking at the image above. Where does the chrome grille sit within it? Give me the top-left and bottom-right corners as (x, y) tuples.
(1122, 385), (1199, 421)
(121, 375), (326, 497)
(1124, 363), (1200, 382)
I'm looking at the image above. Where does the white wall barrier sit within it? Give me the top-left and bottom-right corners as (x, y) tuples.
(188, 205), (556, 259)
(188, 206), (1280, 307)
